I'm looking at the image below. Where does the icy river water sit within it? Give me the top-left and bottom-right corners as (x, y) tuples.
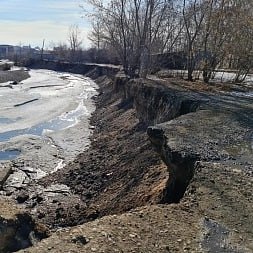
(0, 69), (97, 172)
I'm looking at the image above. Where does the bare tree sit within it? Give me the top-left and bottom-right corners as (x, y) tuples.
(83, 0), (253, 83)
(225, 0), (253, 82)
(83, 0), (174, 78)
(88, 20), (104, 50)
(68, 24), (83, 61)
(182, 0), (208, 81)
(182, 0), (253, 83)
(197, 0), (227, 83)
(52, 42), (69, 60)
(88, 19), (105, 62)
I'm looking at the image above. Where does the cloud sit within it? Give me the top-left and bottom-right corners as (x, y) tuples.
(0, 0), (85, 22)
(0, 20), (91, 48)
(0, 0), (92, 48)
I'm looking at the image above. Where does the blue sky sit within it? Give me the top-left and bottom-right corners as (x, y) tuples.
(0, 0), (91, 48)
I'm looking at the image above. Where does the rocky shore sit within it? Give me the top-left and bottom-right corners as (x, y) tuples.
(0, 65), (252, 252)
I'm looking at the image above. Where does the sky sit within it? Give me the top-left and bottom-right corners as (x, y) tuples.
(0, 0), (91, 48)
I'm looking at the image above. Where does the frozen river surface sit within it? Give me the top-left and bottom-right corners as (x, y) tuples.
(0, 69), (97, 169)
(0, 69), (97, 135)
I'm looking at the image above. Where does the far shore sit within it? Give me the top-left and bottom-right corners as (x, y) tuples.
(0, 69), (30, 84)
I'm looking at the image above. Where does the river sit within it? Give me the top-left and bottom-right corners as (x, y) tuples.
(0, 69), (97, 192)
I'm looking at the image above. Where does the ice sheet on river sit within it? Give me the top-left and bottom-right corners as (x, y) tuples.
(0, 69), (97, 183)
(0, 69), (97, 134)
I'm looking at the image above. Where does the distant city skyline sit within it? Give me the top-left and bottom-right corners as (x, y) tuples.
(0, 0), (91, 49)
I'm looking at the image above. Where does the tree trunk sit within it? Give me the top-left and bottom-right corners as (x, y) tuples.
(203, 69), (209, 83)
(139, 45), (149, 78)
(187, 46), (194, 81)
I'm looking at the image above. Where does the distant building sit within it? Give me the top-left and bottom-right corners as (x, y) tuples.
(0, 45), (14, 59)
(0, 44), (57, 62)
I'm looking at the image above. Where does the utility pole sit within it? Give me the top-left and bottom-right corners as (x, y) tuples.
(41, 39), (45, 60)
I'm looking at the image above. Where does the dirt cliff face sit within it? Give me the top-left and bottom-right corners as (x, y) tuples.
(8, 69), (253, 252)
(32, 76), (170, 227)
(33, 75), (210, 226)
(0, 197), (48, 252)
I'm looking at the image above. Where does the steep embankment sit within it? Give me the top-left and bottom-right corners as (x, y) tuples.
(28, 74), (208, 227)
(27, 60), (119, 77)
(14, 68), (253, 252)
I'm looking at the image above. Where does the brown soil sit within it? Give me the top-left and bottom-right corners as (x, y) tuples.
(33, 76), (168, 227)
(12, 73), (253, 252)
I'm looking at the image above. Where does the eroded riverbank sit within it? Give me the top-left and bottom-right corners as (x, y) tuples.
(7, 69), (250, 252)
(0, 64), (252, 252)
